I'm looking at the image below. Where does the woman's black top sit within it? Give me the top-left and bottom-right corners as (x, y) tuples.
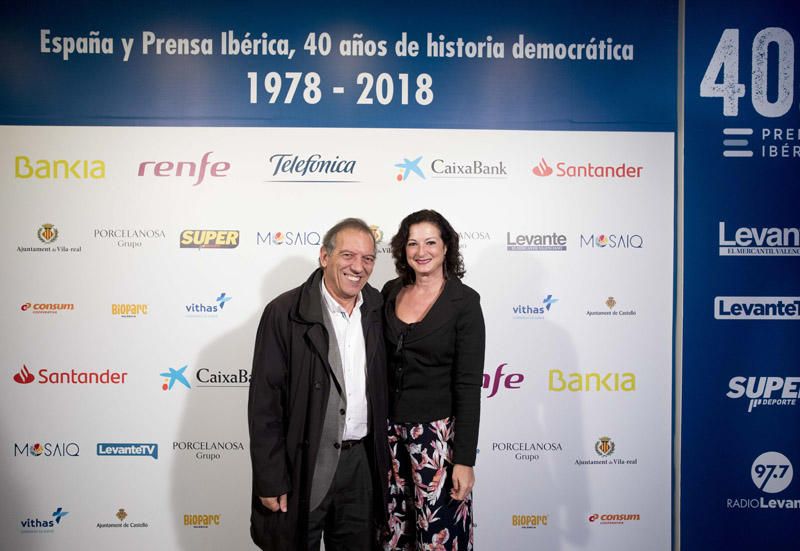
(381, 277), (486, 466)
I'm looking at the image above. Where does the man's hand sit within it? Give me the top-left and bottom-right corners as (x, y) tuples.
(259, 494), (288, 512)
(450, 465), (474, 501)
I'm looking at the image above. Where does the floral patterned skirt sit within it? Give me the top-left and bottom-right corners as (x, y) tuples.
(383, 417), (474, 551)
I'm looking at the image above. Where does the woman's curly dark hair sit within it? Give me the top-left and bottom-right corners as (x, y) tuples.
(390, 209), (465, 285)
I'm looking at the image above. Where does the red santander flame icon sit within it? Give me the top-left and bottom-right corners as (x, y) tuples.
(13, 365), (35, 384)
(532, 158), (553, 177)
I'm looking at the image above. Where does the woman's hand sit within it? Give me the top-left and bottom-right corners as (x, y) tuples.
(450, 464), (474, 501)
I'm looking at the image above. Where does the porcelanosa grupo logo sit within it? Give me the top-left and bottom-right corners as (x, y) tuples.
(185, 292), (232, 317)
(728, 451), (799, 510)
(718, 222), (800, 256)
(13, 364), (128, 385)
(530, 157), (643, 179)
(491, 440), (564, 463)
(14, 441), (80, 458)
(94, 228), (167, 249)
(714, 297), (800, 320)
(173, 440), (245, 461)
(512, 294), (558, 320)
(394, 156), (426, 181)
(256, 230), (321, 246)
(267, 153), (358, 182)
(19, 507), (69, 534)
(137, 152), (230, 186)
(727, 376), (799, 413)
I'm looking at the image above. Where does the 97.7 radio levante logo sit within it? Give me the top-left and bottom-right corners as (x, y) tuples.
(700, 27), (798, 159)
(727, 451), (799, 510)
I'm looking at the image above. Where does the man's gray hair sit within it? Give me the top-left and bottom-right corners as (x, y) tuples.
(322, 218), (376, 255)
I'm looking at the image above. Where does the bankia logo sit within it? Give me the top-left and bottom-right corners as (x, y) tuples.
(579, 233), (643, 249)
(267, 153), (358, 182)
(491, 441), (564, 463)
(394, 156), (425, 182)
(586, 296), (637, 318)
(719, 222), (800, 256)
(173, 440), (245, 461)
(430, 157), (507, 178)
(576, 436), (638, 466)
(185, 292), (232, 317)
(20, 507), (69, 534)
(18, 224), (82, 254)
(180, 230), (239, 249)
(714, 297), (800, 320)
(727, 451), (799, 510)
(137, 152), (230, 186)
(512, 294), (558, 320)
(94, 228), (167, 249)
(97, 443), (159, 460)
(548, 369), (636, 392)
(16, 154), (105, 180)
(13, 364), (128, 385)
(530, 157), (643, 179)
(506, 232), (567, 252)
(14, 441), (80, 457)
(256, 230), (321, 246)
(482, 363), (524, 398)
(727, 376), (799, 413)
(21, 302), (75, 315)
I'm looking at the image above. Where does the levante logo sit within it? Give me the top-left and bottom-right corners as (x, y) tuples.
(718, 222), (800, 256)
(531, 157), (643, 179)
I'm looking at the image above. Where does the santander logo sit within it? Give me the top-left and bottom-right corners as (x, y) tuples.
(532, 158), (553, 177)
(13, 365), (35, 384)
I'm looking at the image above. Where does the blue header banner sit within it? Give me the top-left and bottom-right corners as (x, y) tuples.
(0, 1), (677, 130)
(683, 0), (800, 549)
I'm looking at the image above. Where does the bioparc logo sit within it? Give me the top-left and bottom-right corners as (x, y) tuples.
(13, 364), (128, 385)
(727, 376), (799, 413)
(256, 230), (321, 246)
(185, 292), (232, 317)
(137, 152), (230, 186)
(184, 514), (221, 528)
(511, 514), (549, 529)
(97, 508), (150, 529)
(579, 233), (643, 249)
(506, 232), (567, 252)
(14, 441), (80, 457)
(97, 443), (159, 460)
(714, 297), (800, 320)
(19, 507), (69, 534)
(482, 363), (524, 398)
(180, 230), (239, 249)
(531, 157), (644, 179)
(111, 304), (148, 318)
(18, 224), (82, 254)
(575, 436), (638, 467)
(587, 513), (640, 525)
(430, 157), (507, 178)
(267, 153), (358, 182)
(727, 451), (799, 510)
(21, 302), (74, 315)
(512, 294), (558, 320)
(586, 296), (637, 318)
(719, 222), (800, 256)
(394, 156), (426, 182)
(491, 441), (564, 463)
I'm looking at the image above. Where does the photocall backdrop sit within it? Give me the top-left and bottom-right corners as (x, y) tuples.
(0, 1), (681, 549)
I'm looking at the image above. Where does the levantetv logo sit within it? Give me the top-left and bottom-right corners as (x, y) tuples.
(97, 443), (159, 460)
(727, 376), (799, 413)
(20, 507), (69, 533)
(718, 222), (800, 256)
(714, 297), (800, 320)
(267, 153), (358, 182)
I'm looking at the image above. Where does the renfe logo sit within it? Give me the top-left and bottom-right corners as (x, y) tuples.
(138, 152), (230, 186)
(715, 297), (800, 320)
(482, 363), (524, 398)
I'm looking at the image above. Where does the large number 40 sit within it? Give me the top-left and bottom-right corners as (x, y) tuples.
(700, 28), (794, 117)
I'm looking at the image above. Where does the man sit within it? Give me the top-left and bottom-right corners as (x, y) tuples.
(249, 218), (390, 550)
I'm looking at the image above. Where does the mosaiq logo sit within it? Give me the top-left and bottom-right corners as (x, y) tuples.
(12, 364), (128, 385)
(714, 297), (800, 320)
(719, 222), (800, 256)
(19, 507), (69, 533)
(727, 451), (799, 510)
(14, 441), (80, 458)
(727, 376), (799, 413)
(579, 233), (643, 249)
(185, 292), (232, 317)
(137, 152), (230, 186)
(531, 157), (643, 179)
(512, 294), (558, 320)
(267, 153), (358, 182)
(256, 230), (321, 246)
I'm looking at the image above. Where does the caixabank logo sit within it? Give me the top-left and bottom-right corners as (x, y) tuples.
(714, 297), (800, 320)
(727, 451), (799, 510)
(575, 436), (638, 467)
(14, 441), (80, 458)
(12, 364), (128, 385)
(185, 292), (232, 317)
(137, 152), (230, 186)
(180, 230), (239, 249)
(718, 222), (800, 256)
(19, 507), (69, 534)
(394, 156), (425, 182)
(727, 376), (799, 413)
(267, 153), (358, 182)
(430, 157), (507, 178)
(531, 157), (643, 179)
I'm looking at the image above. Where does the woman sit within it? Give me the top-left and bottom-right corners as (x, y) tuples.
(381, 209), (485, 551)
